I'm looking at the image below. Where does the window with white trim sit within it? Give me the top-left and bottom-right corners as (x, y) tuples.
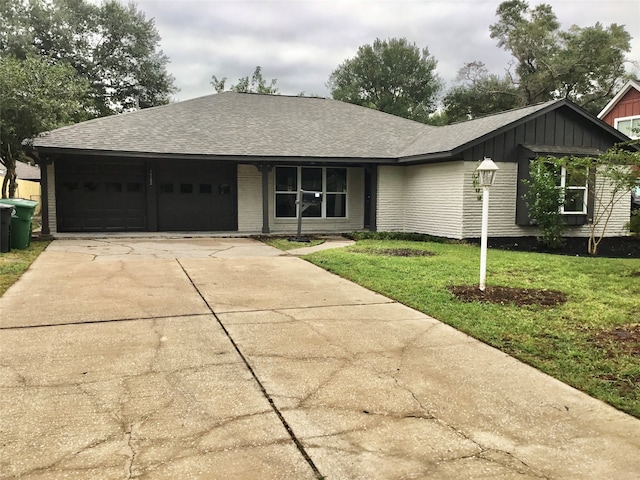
(275, 166), (347, 218)
(556, 166), (588, 215)
(615, 115), (640, 139)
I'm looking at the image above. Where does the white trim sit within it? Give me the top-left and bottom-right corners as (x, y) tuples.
(597, 79), (640, 119)
(613, 114), (640, 139)
(274, 166), (348, 219)
(559, 166), (588, 215)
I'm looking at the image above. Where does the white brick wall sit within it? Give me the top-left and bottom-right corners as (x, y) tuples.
(377, 163), (465, 238)
(404, 163), (465, 238)
(237, 164), (263, 233)
(462, 161), (631, 238)
(48, 162), (57, 234)
(376, 166), (406, 231)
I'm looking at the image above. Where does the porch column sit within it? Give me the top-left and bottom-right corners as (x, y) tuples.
(257, 163), (273, 234)
(39, 159), (51, 237)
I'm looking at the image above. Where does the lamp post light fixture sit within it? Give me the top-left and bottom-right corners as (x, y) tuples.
(476, 157), (499, 291)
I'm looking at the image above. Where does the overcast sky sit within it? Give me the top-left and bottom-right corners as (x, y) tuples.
(128, 0), (640, 102)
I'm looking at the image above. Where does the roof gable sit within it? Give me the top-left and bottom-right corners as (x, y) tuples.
(598, 79), (640, 119)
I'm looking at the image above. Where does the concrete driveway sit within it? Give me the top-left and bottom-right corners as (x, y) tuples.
(1, 238), (639, 479)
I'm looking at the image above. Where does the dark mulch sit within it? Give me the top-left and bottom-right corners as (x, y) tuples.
(593, 324), (640, 356)
(473, 236), (640, 258)
(368, 248), (435, 257)
(449, 285), (567, 307)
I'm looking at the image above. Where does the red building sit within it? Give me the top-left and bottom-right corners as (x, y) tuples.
(598, 79), (640, 139)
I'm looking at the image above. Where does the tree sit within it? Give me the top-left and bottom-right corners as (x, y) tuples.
(327, 37), (443, 123)
(211, 66), (279, 94)
(0, 55), (91, 198)
(0, 0), (177, 116)
(443, 61), (521, 123)
(489, 0), (631, 114)
(522, 158), (566, 249)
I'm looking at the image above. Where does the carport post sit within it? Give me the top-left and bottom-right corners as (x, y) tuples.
(258, 164), (272, 234)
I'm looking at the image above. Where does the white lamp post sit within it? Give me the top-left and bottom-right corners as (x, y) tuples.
(476, 157), (499, 291)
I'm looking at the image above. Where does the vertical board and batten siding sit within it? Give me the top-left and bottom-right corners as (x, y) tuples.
(267, 166), (366, 233)
(403, 163), (465, 238)
(236, 164), (263, 233)
(462, 108), (615, 164)
(601, 88), (640, 126)
(48, 162), (57, 234)
(376, 166), (406, 231)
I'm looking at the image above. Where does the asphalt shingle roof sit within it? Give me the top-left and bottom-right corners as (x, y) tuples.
(32, 92), (569, 161)
(399, 101), (557, 158)
(33, 92), (433, 159)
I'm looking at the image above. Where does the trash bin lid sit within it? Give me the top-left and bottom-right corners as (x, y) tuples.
(0, 198), (38, 220)
(0, 198), (38, 208)
(0, 203), (15, 210)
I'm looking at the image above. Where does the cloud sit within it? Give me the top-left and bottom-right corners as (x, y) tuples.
(132, 0), (639, 101)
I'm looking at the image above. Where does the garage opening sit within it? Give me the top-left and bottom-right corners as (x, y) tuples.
(55, 158), (147, 232)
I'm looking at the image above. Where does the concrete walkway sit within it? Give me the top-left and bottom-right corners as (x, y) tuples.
(1, 238), (639, 479)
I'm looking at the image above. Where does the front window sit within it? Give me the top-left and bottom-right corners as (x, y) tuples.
(615, 115), (640, 139)
(558, 166), (588, 215)
(275, 166), (347, 218)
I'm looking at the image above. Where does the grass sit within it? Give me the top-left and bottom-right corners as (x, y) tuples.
(0, 240), (50, 296)
(259, 236), (325, 251)
(303, 239), (640, 417)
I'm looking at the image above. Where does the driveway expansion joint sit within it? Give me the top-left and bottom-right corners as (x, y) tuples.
(176, 259), (324, 480)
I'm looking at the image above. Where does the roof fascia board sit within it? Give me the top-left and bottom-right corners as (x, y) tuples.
(33, 147), (398, 165)
(597, 79), (640, 119)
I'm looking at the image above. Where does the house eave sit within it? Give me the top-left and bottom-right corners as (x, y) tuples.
(32, 146), (399, 166)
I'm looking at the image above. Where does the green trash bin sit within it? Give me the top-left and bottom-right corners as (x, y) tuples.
(0, 203), (13, 253)
(0, 198), (38, 250)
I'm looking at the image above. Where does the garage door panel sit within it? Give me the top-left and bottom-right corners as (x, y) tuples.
(156, 160), (237, 231)
(56, 159), (147, 232)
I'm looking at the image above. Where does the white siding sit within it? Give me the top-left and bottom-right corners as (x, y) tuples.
(48, 162), (57, 234)
(462, 161), (532, 238)
(376, 166), (405, 231)
(462, 161), (631, 238)
(377, 164), (465, 238)
(237, 164), (263, 233)
(404, 163), (465, 238)
(269, 167), (365, 234)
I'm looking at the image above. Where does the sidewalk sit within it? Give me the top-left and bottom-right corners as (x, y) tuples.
(1, 238), (639, 479)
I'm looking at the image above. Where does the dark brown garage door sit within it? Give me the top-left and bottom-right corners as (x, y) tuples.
(156, 160), (237, 231)
(55, 158), (147, 232)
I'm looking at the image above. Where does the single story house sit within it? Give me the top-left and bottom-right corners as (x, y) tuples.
(30, 92), (634, 239)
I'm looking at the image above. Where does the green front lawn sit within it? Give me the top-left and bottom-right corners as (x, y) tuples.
(304, 239), (640, 417)
(0, 240), (50, 296)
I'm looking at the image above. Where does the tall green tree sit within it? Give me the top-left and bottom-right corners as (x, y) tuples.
(443, 61), (521, 123)
(0, 0), (177, 116)
(211, 66), (279, 94)
(0, 55), (91, 198)
(327, 37), (443, 123)
(488, 0), (631, 114)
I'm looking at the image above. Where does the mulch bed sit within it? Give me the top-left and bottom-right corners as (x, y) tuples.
(593, 324), (640, 357)
(368, 248), (435, 257)
(476, 236), (640, 258)
(449, 285), (567, 307)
